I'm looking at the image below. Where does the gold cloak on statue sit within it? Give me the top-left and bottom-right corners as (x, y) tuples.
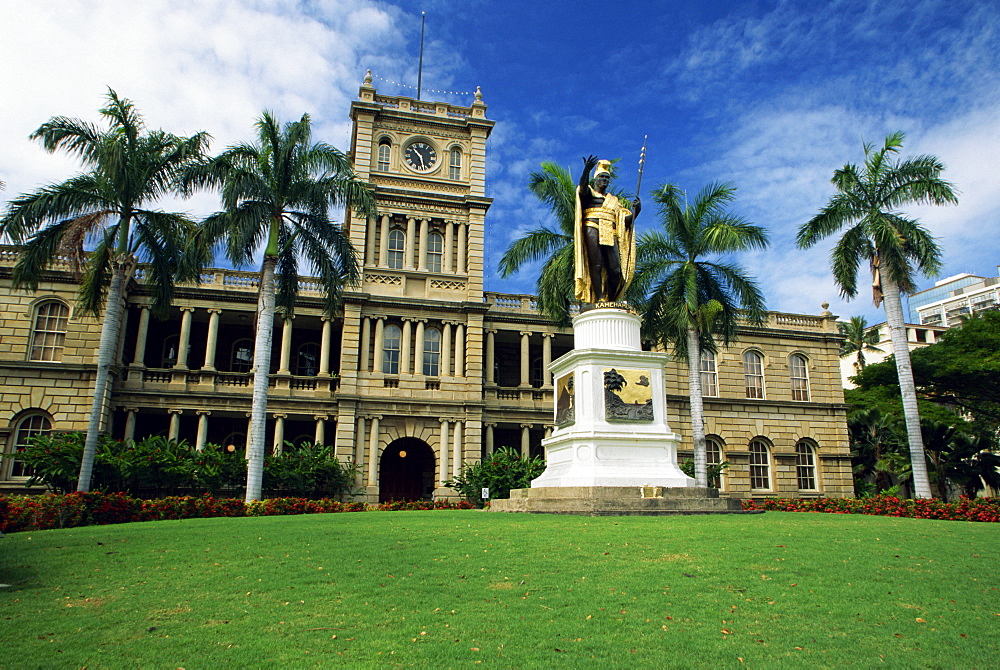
(574, 185), (636, 303)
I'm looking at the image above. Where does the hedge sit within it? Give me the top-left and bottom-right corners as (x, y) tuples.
(0, 493), (475, 533)
(741, 495), (1000, 522)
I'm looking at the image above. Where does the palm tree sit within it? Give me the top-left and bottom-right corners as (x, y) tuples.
(0, 89), (209, 492)
(182, 112), (375, 501)
(633, 182), (768, 487)
(848, 407), (906, 494)
(797, 131), (957, 498)
(498, 162), (577, 326)
(839, 315), (884, 373)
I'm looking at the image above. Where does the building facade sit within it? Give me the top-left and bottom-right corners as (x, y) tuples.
(0, 77), (854, 500)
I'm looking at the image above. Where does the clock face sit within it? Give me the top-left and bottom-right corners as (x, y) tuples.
(404, 141), (437, 172)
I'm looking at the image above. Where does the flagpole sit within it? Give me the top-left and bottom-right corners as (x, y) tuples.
(417, 11), (426, 100)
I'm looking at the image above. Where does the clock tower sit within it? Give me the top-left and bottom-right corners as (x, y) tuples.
(336, 71), (495, 501)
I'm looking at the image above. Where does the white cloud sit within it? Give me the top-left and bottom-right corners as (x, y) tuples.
(0, 0), (411, 211)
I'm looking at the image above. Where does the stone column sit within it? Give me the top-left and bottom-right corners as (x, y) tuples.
(484, 422), (496, 456)
(202, 309), (221, 371)
(314, 415), (327, 445)
(355, 416), (367, 471)
(373, 317), (385, 373)
(519, 331), (532, 387)
(520, 423), (532, 458)
(131, 306), (150, 368)
(123, 408), (138, 442)
(405, 216), (416, 270)
(319, 317), (332, 377)
(452, 420), (463, 480)
(439, 419), (450, 485)
(457, 222), (468, 275)
(365, 213), (377, 266)
(174, 307), (195, 369)
(414, 319), (426, 376)
(417, 218), (429, 271)
(441, 322), (452, 377)
(168, 409), (183, 441)
(378, 214), (391, 268)
(485, 330), (496, 384)
(401, 318), (413, 375)
(542, 333), (554, 388)
(272, 414), (286, 455)
(544, 424), (554, 438)
(196, 411), (210, 451)
(278, 314), (293, 375)
(367, 415), (381, 487)
(454, 323), (465, 377)
(359, 316), (372, 372)
(245, 413), (254, 459)
(444, 220), (455, 273)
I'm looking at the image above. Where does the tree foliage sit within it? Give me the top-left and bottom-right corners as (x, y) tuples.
(445, 447), (546, 507)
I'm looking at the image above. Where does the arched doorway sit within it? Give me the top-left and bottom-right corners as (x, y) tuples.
(379, 437), (436, 502)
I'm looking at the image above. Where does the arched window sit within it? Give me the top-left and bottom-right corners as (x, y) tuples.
(789, 354), (810, 401)
(743, 350), (765, 399)
(449, 148), (462, 180)
(377, 140), (391, 171)
(426, 231), (444, 272)
(387, 229), (405, 269)
(530, 356), (544, 388)
(749, 438), (771, 490)
(297, 342), (320, 376)
(162, 334), (179, 368)
(706, 436), (725, 489)
(7, 413), (51, 478)
(700, 350), (718, 397)
(423, 327), (441, 376)
(796, 440), (818, 490)
(231, 339), (254, 373)
(29, 301), (69, 362)
(383, 324), (402, 375)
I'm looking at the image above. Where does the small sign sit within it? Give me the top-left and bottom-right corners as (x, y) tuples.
(481, 488), (490, 499)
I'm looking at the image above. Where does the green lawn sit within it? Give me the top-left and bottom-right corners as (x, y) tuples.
(1, 511), (996, 668)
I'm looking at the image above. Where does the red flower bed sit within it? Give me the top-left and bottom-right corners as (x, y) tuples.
(741, 495), (1000, 522)
(375, 499), (475, 511)
(0, 493), (477, 533)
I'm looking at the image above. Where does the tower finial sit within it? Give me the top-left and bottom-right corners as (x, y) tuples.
(475, 86), (483, 102)
(364, 69), (372, 86)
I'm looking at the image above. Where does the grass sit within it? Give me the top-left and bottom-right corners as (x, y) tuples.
(0, 511), (997, 669)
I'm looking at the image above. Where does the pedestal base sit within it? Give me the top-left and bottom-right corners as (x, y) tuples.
(489, 486), (757, 516)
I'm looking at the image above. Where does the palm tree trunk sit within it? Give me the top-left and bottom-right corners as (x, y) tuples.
(245, 255), (277, 502)
(687, 327), (708, 488)
(881, 274), (933, 498)
(77, 263), (128, 492)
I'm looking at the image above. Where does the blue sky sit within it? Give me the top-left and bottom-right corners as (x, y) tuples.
(2, 0), (998, 325)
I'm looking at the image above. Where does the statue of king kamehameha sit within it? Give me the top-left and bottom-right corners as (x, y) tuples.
(574, 156), (641, 304)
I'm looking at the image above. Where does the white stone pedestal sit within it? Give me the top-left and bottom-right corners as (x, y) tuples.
(529, 308), (694, 489)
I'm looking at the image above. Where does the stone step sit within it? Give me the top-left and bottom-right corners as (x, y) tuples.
(490, 486), (760, 516)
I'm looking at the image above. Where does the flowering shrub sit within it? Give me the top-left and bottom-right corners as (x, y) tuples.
(375, 500), (475, 511)
(741, 495), (1000, 522)
(0, 493), (477, 533)
(445, 447), (546, 507)
(246, 498), (365, 516)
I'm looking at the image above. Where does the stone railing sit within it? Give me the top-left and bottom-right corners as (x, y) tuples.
(372, 95), (474, 119)
(484, 293), (540, 314)
(767, 312), (832, 332)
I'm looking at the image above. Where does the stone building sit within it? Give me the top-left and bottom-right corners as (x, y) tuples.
(0, 77), (854, 500)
